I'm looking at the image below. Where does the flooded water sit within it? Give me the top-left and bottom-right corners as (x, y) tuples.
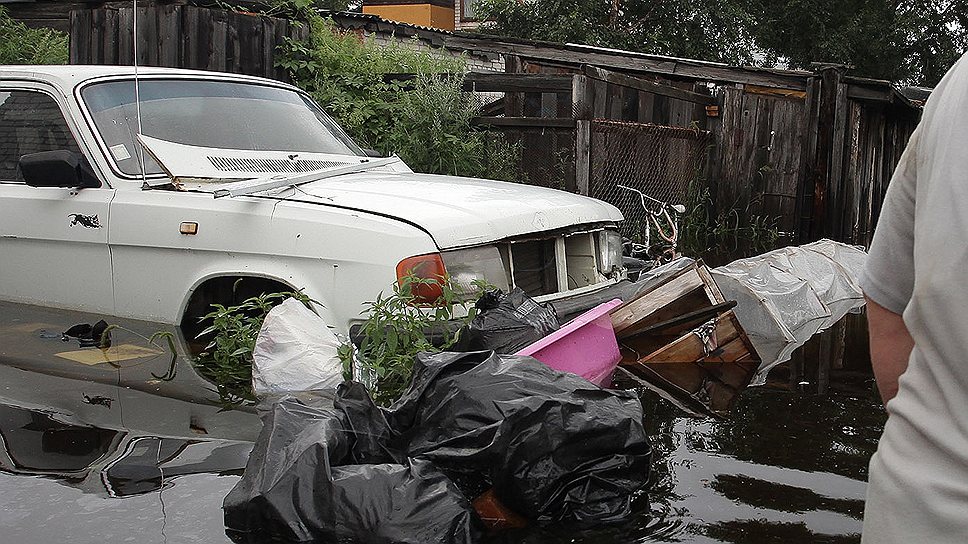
(0, 301), (886, 544)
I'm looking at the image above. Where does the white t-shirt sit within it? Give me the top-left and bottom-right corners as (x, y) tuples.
(861, 53), (968, 542)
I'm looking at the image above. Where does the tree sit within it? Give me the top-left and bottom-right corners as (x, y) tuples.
(475, 0), (968, 86)
(747, 0), (968, 85)
(475, 0), (759, 65)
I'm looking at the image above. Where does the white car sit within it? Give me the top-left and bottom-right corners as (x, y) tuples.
(0, 65), (627, 338)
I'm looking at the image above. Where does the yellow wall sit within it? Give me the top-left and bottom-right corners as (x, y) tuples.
(363, 4), (456, 31)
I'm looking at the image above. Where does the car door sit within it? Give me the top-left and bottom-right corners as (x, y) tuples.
(0, 84), (115, 315)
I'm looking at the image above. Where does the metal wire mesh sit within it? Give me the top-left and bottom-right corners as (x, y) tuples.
(589, 120), (711, 241)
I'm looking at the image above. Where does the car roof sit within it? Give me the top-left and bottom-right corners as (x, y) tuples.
(0, 65), (295, 90)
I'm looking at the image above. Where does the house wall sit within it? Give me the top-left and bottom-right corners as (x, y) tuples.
(362, 3), (455, 31)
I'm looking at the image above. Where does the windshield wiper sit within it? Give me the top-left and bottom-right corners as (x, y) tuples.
(211, 155), (402, 198)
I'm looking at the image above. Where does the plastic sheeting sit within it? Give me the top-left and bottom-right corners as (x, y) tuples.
(223, 393), (480, 544)
(251, 298), (344, 397)
(389, 351), (652, 522)
(711, 240), (867, 385)
(224, 351), (652, 543)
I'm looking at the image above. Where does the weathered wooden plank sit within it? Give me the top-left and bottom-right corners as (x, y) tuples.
(571, 74), (591, 119)
(844, 102), (863, 244)
(575, 119), (591, 195)
(637, 90), (654, 123)
(504, 55), (524, 117)
(90, 7), (104, 64)
(584, 65), (718, 105)
(117, 7), (133, 65)
(102, 8), (119, 64)
(611, 266), (706, 336)
(210, 9), (228, 72)
(69, 9), (91, 64)
(620, 85), (638, 120)
(637, 312), (741, 364)
(144, 6), (159, 66)
(181, 5), (200, 70)
(461, 73), (574, 93)
(794, 76), (821, 243)
(592, 78), (607, 119)
(826, 81), (850, 240)
(745, 84), (807, 99)
(846, 84), (893, 103)
(471, 117), (577, 128)
(158, 4), (180, 68)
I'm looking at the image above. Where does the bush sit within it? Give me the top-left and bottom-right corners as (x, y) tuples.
(0, 7), (68, 65)
(346, 275), (480, 406)
(279, 15), (521, 181)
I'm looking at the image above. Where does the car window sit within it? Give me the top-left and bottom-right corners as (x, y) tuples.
(0, 90), (81, 182)
(81, 80), (363, 177)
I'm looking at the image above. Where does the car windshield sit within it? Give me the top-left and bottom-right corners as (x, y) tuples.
(81, 79), (363, 176)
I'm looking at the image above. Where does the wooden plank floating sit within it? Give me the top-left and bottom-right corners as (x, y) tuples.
(610, 261), (759, 416)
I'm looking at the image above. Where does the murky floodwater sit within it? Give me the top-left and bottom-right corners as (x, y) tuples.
(0, 301), (886, 544)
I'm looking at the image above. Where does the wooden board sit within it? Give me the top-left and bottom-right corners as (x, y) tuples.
(610, 261), (725, 339)
(618, 311), (760, 415)
(610, 265), (705, 336)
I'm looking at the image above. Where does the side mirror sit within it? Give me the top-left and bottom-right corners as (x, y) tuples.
(19, 150), (101, 189)
(362, 148), (384, 158)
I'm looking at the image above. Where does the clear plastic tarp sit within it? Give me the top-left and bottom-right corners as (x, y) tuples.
(711, 240), (867, 385)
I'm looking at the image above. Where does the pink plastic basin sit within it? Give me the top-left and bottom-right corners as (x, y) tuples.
(515, 298), (624, 387)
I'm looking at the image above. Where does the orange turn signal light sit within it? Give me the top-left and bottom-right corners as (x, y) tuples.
(396, 253), (447, 303)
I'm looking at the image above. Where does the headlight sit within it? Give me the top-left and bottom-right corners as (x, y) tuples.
(441, 245), (510, 298)
(598, 230), (624, 277)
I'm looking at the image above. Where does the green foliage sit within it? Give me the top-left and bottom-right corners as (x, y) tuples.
(194, 289), (316, 405)
(0, 7), (69, 65)
(475, 0), (759, 66)
(475, 0), (968, 86)
(346, 275), (480, 406)
(746, 0), (968, 86)
(279, 15), (523, 180)
(678, 179), (782, 264)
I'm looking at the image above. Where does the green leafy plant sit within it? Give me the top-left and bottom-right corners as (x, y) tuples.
(194, 288), (316, 405)
(679, 178), (784, 264)
(346, 275), (482, 406)
(278, 14), (523, 181)
(0, 7), (68, 65)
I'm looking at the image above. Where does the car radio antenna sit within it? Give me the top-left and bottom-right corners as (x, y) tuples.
(132, 0), (147, 186)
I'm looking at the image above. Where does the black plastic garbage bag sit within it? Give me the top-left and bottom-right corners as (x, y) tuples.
(388, 351), (652, 523)
(223, 395), (480, 544)
(465, 288), (559, 354)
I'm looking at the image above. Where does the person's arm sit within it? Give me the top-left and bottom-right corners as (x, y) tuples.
(861, 126), (920, 407)
(866, 295), (914, 405)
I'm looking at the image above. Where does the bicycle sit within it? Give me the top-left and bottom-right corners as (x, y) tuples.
(617, 184), (686, 266)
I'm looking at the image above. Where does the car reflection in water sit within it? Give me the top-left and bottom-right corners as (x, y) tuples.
(0, 403), (253, 498)
(0, 300), (261, 544)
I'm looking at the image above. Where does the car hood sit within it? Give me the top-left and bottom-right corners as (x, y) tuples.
(266, 171), (624, 249)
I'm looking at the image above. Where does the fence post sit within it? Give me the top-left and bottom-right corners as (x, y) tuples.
(576, 119), (591, 196)
(573, 74), (592, 196)
(808, 64), (848, 241)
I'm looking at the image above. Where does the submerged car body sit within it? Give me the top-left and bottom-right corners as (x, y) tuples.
(0, 65), (625, 332)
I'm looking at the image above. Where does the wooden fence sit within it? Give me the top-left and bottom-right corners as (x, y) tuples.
(69, 5), (307, 82)
(470, 58), (920, 251)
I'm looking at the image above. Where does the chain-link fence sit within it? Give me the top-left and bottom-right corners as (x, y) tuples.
(589, 120), (711, 241)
